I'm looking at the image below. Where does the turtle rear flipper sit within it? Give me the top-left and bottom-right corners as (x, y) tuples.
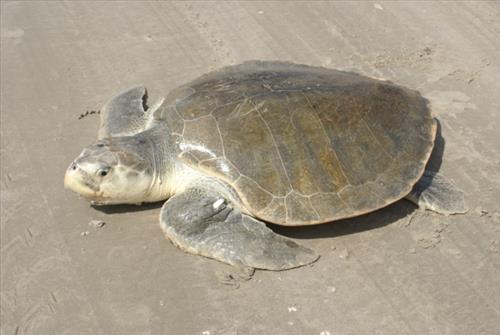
(159, 189), (319, 270)
(98, 87), (164, 139)
(406, 170), (468, 215)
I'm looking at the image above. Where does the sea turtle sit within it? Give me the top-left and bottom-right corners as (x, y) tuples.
(64, 61), (466, 270)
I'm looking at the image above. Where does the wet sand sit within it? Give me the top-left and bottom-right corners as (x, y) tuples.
(1, 2), (499, 334)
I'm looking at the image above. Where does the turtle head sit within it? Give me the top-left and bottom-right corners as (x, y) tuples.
(64, 136), (158, 205)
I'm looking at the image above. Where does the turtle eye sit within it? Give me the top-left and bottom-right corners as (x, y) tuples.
(97, 167), (110, 177)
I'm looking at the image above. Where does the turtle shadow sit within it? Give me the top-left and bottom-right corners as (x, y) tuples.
(273, 118), (445, 240)
(271, 200), (416, 240)
(426, 118), (445, 173)
(92, 201), (164, 214)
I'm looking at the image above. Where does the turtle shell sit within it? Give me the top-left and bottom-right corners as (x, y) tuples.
(161, 61), (436, 226)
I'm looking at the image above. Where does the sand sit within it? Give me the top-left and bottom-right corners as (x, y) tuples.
(1, 2), (499, 334)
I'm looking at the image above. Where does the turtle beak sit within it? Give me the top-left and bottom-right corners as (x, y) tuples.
(64, 161), (78, 189)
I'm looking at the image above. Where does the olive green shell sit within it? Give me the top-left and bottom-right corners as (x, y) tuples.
(161, 61), (436, 226)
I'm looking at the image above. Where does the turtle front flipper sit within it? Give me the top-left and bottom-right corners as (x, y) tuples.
(405, 170), (468, 215)
(159, 189), (319, 270)
(98, 87), (164, 139)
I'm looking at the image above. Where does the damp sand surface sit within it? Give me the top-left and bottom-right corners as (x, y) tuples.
(1, 2), (499, 334)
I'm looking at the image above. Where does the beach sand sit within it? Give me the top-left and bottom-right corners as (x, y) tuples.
(1, 2), (499, 334)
